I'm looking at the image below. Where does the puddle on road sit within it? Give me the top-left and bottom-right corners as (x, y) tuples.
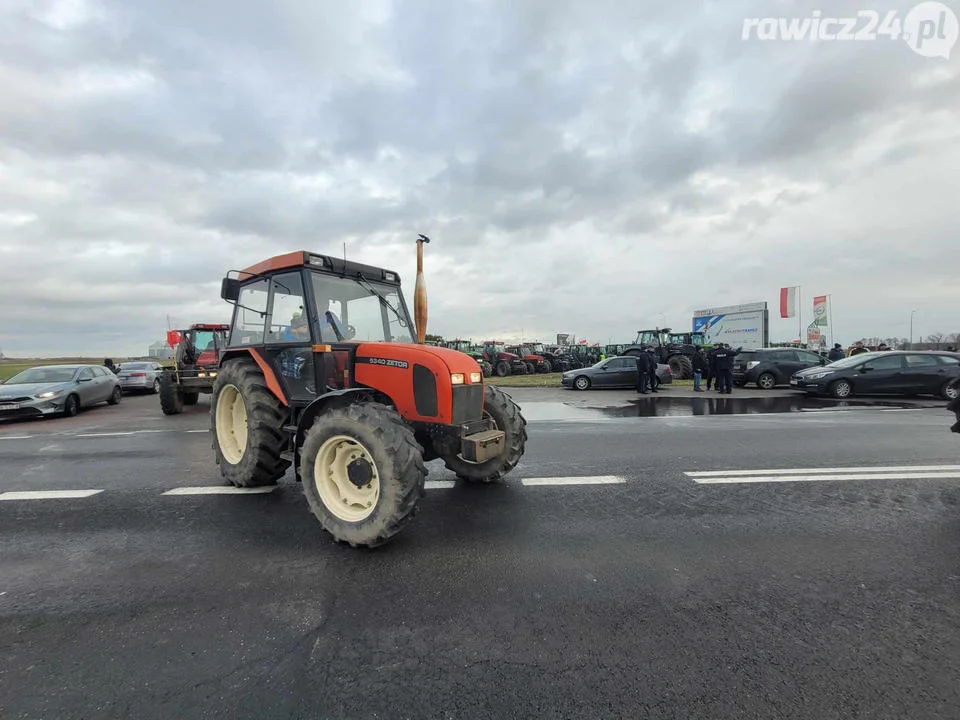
(518, 397), (941, 421)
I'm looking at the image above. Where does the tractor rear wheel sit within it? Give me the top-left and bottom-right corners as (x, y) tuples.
(495, 361), (510, 377)
(440, 385), (527, 483)
(159, 374), (183, 415)
(668, 354), (694, 380)
(300, 402), (426, 547)
(538, 361), (550, 373)
(211, 359), (290, 487)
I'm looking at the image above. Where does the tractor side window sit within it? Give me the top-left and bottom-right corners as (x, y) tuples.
(266, 272), (307, 343)
(230, 279), (269, 346)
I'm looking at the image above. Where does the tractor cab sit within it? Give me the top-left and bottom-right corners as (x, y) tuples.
(211, 248), (527, 548)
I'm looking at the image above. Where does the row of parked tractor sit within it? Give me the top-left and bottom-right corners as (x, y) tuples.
(433, 328), (711, 380)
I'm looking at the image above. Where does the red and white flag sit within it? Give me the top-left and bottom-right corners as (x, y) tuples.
(780, 286), (798, 318)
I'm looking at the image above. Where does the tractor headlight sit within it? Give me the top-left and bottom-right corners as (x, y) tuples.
(198, 372), (207, 377)
(469, 372), (482, 383)
(450, 373), (465, 385)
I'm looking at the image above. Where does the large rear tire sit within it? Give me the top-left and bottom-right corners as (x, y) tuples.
(300, 402), (426, 547)
(668, 354), (694, 380)
(495, 361), (510, 377)
(159, 374), (183, 415)
(211, 359), (290, 487)
(440, 385), (527, 483)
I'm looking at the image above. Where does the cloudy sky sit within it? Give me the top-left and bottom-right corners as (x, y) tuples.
(1, 0), (958, 357)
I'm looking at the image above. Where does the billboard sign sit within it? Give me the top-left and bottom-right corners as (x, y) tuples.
(692, 302), (768, 349)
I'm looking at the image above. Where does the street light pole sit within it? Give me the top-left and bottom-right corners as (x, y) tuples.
(910, 310), (916, 349)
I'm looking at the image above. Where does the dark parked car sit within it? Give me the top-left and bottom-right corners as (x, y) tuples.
(562, 356), (672, 390)
(0, 364), (123, 419)
(790, 351), (960, 400)
(734, 347), (826, 389)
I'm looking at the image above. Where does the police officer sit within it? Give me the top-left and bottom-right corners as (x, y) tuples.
(713, 343), (737, 394)
(645, 346), (659, 392)
(707, 345), (719, 391)
(635, 352), (649, 394)
(828, 343), (845, 362)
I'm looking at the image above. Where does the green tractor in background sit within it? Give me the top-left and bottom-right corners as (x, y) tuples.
(443, 339), (494, 378)
(621, 329), (708, 380)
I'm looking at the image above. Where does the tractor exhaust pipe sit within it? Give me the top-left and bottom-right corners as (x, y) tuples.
(414, 234), (430, 344)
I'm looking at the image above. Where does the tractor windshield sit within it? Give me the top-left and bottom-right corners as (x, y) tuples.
(530, 344), (546, 353)
(310, 272), (414, 344)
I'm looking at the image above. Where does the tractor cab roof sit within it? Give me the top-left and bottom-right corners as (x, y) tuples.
(237, 250), (402, 285)
(189, 323), (230, 331)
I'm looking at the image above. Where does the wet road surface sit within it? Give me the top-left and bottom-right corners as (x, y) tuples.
(1, 392), (959, 719)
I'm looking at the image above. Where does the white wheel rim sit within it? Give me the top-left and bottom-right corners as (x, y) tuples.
(314, 435), (380, 522)
(216, 384), (248, 465)
(836, 382), (851, 398)
(760, 375), (774, 389)
(947, 384), (959, 400)
(576, 378), (588, 389)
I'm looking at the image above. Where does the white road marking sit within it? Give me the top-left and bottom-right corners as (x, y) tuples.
(0, 489), (103, 500)
(185, 429), (208, 433)
(691, 472), (960, 484)
(686, 464), (960, 478)
(424, 480), (456, 490)
(162, 486), (276, 495)
(0, 436), (32, 440)
(75, 431), (137, 438)
(522, 475), (625, 486)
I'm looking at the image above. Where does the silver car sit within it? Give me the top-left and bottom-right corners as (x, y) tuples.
(116, 361), (164, 394)
(0, 364), (123, 420)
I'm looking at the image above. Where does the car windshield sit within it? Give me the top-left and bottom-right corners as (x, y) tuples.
(6, 367), (78, 384)
(825, 352), (881, 368)
(311, 271), (414, 344)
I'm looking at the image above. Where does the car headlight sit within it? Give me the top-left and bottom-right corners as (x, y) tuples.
(451, 373), (465, 385)
(746, 361), (760, 370)
(36, 390), (62, 399)
(806, 371), (834, 380)
(469, 372), (482, 383)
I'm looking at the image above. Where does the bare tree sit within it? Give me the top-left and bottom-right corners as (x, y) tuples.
(946, 332), (960, 348)
(926, 332), (945, 349)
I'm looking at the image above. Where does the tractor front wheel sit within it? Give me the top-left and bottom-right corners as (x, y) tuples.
(440, 385), (527, 483)
(300, 402), (426, 547)
(159, 374), (183, 415)
(210, 359), (290, 487)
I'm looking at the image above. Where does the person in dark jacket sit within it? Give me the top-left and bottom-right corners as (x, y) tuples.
(691, 351), (708, 392)
(706, 346), (718, 390)
(827, 343), (845, 362)
(849, 341), (869, 356)
(645, 347), (659, 392)
(635, 353), (650, 394)
(712, 343), (737, 394)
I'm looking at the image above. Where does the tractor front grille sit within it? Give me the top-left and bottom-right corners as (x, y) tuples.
(451, 384), (484, 425)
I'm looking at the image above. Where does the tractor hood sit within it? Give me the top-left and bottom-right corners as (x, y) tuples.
(354, 342), (481, 375)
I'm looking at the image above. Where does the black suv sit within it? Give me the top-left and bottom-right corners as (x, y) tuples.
(733, 348), (825, 389)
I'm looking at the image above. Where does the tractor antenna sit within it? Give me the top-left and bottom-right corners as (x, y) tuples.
(343, 242), (346, 262)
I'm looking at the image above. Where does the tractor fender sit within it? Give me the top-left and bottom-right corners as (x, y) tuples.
(295, 387), (388, 447)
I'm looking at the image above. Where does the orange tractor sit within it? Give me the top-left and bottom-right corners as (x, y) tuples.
(209, 239), (527, 547)
(160, 323), (230, 414)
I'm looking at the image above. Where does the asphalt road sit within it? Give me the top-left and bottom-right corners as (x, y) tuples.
(2, 390), (959, 719)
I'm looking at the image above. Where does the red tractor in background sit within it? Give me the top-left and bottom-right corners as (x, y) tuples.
(209, 241), (527, 548)
(481, 341), (526, 377)
(506, 344), (550, 374)
(160, 323), (229, 415)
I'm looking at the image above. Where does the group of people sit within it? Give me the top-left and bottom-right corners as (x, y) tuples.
(690, 343), (740, 394)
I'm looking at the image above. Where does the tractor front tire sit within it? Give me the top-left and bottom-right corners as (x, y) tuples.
(668, 354), (694, 380)
(211, 359), (290, 487)
(440, 385), (527, 484)
(183, 391), (200, 406)
(300, 402), (426, 547)
(538, 361), (550, 373)
(159, 374), (183, 415)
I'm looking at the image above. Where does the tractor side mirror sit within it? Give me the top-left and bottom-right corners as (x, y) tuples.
(220, 278), (241, 302)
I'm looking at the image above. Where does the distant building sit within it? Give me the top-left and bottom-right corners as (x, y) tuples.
(149, 341), (173, 359)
